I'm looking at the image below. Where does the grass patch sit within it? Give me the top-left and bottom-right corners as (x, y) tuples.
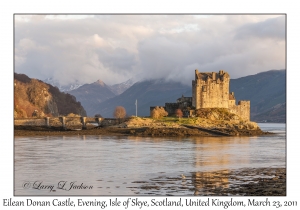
(155, 117), (205, 125)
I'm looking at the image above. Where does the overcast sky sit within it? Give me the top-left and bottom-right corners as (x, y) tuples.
(14, 14), (285, 86)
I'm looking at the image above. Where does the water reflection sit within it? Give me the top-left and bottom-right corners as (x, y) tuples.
(14, 123), (285, 195)
(192, 137), (251, 171)
(192, 170), (230, 195)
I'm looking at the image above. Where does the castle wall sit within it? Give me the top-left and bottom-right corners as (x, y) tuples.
(228, 99), (236, 108)
(14, 117), (121, 127)
(192, 80), (196, 107)
(165, 103), (179, 116)
(150, 106), (156, 114)
(192, 70), (250, 121)
(228, 100), (250, 121)
(14, 118), (47, 126)
(150, 69), (251, 121)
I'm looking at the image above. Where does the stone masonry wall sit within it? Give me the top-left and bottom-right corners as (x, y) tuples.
(14, 117), (121, 127)
(150, 70), (251, 121)
(165, 103), (180, 116)
(192, 70), (230, 109)
(14, 118), (47, 126)
(228, 101), (250, 121)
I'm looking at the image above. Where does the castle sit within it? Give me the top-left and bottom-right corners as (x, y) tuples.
(150, 69), (250, 121)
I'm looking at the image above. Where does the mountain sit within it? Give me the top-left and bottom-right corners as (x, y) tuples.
(108, 78), (136, 95)
(91, 70), (285, 122)
(14, 73), (86, 118)
(68, 80), (116, 116)
(43, 78), (84, 92)
(91, 79), (191, 117)
(34, 69), (285, 122)
(250, 102), (286, 123)
(230, 70), (286, 122)
(43, 77), (136, 95)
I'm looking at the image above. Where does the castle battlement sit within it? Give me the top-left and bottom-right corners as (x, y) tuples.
(192, 69), (231, 109)
(192, 69), (250, 120)
(150, 69), (251, 121)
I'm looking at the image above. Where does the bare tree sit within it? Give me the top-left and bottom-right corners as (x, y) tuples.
(151, 109), (160, 119)
(175, 109), (183, 118)
(114, 106), (126, 123)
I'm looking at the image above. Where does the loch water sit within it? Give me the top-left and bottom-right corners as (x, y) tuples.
(14, 123), (285, 195)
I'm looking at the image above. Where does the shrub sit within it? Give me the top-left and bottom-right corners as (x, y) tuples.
(67, 113), (81, 117)
(151, 106), (168, 119)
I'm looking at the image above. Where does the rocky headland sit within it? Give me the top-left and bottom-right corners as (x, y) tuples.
(14, 113), (271, 137)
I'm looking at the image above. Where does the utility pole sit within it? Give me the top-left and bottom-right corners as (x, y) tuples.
(135, 99), (137, 117)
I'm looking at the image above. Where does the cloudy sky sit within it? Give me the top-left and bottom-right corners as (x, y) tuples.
(14, 14), (285, 86)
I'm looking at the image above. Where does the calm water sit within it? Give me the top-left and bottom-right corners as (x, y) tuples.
(14, 123), (285, 195)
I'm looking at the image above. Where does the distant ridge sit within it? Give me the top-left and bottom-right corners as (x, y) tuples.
(230, 69), (286, 122)
(91, 70), (285, 122)
(108, 78), (136, 95)
(43, 77), (136, 95)
(36, 69), (286, 123)
(43, 78), (83, 92)
(91, 79), (191, 118)
(68, 80), (116, 116)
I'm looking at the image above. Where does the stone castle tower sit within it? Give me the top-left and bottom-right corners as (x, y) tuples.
(192, 69), (232, 109)
(151, 69), (251, 121)
(192, 69), (250, 121)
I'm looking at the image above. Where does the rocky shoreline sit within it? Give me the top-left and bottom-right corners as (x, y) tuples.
(14, 124), (272, 137)
(130, 167), (286, 196)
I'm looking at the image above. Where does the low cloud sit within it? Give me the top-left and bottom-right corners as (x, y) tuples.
(15, 15), (285, 86)
(235, 16), (285, 40)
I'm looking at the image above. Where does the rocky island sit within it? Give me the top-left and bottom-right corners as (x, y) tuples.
(14, 111), (269, 137)
(14, 70), (271, 137)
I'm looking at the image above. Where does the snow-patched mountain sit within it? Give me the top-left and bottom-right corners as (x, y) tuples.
(91, 79), (191, 117)
(43, 77), (137, 95)
(43, 78), (84, 92)
(108, 78), (136, 95)
(42, 77), (138, 116)
(68, 80), (116, 116)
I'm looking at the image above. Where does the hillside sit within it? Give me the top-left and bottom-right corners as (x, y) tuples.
(91, 79), (191, 117)
(91, 70), (285, 122)
(68, 80), (116, 116)
(230, 70), (286, 122)
(14, 73), (86, 118)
